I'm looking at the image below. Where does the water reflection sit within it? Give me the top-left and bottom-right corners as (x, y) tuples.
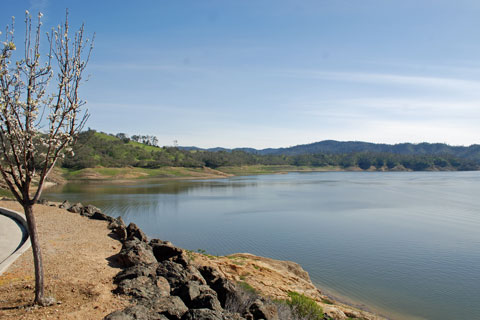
(44, 171), (480, 320)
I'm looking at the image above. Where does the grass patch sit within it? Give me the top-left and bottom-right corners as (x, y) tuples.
(185, 250), (196, 262)
(237, 281), (256, 294)
(61, 166), (224, 180)
(196, 248), (217, 259)
(0, 188), (13, 198)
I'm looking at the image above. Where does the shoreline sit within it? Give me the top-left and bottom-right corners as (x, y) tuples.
(0, 199), (385, 320)
(53, 164), (475, 184)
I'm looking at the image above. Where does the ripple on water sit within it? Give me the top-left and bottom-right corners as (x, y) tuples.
(44, 171), (480, 320)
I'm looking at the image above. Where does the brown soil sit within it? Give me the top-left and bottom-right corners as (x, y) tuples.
(0, 201), (130, 319)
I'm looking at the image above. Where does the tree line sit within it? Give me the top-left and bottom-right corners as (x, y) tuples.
(60, 130), (479, 171)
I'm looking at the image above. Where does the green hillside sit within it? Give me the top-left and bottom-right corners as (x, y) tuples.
(60, 130), (479, 173)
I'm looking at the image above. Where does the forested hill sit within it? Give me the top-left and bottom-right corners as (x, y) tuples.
(60, 130), (479, 171)
(182, 140), (480, 161)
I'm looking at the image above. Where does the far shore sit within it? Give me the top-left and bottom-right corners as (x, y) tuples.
(0, 164), (471, 197)
(57, 163), (468, 182)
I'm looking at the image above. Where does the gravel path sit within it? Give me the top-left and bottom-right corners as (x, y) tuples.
(0, 213), (25, 266)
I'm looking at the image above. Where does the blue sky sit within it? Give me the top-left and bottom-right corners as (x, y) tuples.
(3, 1), (480, 148)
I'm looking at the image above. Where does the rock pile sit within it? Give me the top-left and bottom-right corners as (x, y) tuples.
(53, 200), (287, 320)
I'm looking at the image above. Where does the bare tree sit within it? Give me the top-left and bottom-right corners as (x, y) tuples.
(0, 10), (93, 306)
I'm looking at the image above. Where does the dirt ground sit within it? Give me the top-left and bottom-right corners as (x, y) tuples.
(0, 200), (130, 319)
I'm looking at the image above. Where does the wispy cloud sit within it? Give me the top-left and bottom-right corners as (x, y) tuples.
(89, 62), (208, 73)
(282, 70), (480, 93)
(295, 97), (480, 125)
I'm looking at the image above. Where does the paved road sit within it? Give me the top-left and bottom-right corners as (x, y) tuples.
(0, 213), (27, 265)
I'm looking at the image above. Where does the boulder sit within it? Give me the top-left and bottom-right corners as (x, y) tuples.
(104, 304), (168, 320)
(67, 202), (83, 214)
(176, 281), (217, 307)
(183, 308), (225, 320)
(118, 239), (156, 267)
(156, 261), (192, 290)
(59, 200), (71, 209)
(37, 199), (49, 205)
(186, 265), (207, 285)
(156, 276), (171, 296)
(198, 266), (222, 284)
(191, 292), (223, 312)
(109, 217), (128, 241)
(114, 263), (158, 283)
(324, 305), (348, 320)
(108, 216), (126, 230)
(115, 276), (152, 298)
(172, 251), (190, 267)
(146, 296), (188, 319)
(127, 222), (149, 242)
(150, 239), (183, 262)
(198, 266), (237, 307)
(91, 211), (113, 221)
(183, 309), (246, 320)
(82, 204), (101, 217)
(116, 276), (167, 300)
(247, 299), (279, 320)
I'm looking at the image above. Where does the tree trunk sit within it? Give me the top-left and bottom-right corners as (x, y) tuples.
(23, 204), (47, 305)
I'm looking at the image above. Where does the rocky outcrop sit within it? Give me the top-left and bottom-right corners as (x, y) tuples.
(104, 219), (253, 320)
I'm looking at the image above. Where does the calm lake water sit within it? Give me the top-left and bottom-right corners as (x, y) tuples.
(44, 171), (480, 320)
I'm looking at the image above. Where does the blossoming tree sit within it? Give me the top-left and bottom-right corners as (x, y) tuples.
(0, 11), (93, 305)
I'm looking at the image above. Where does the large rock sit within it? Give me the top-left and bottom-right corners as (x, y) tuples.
(176, 281), (218, 308)
(37, 199), (49, 205)
(198, 266), (237, 307)
(82, 204), (101, 217)
(324, 305), (348, 320)
(183, 309), (246, 320)
(68, 202), (84, 214)
(191, 292), (223, 312)
(247, 299), (279, 320)
(116, 276), (168, 300)
(198, 266), (222, 284)
(114, 263), (158, 283)
(118, 239), (156, 267)
(156, 276), (171, 296)
(91, 211), (114, 222)
(183, 308), (225, 320)
(127, 222), (149, 242)
(146, 296), (189, 319)
(104, 304), (168, 320)
(150, 239), (184, 262)
(156, 261), (192, 290)
(186, 265), (207, 285)
(109, 217), (128, 241)
(59, 200), (71, 209)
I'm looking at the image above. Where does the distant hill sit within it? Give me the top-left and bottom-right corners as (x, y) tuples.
(61, 131), (478, 172)
(180, 141), (480, 162)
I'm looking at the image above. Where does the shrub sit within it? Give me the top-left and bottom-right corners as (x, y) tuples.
(286, 292), (324, 320)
